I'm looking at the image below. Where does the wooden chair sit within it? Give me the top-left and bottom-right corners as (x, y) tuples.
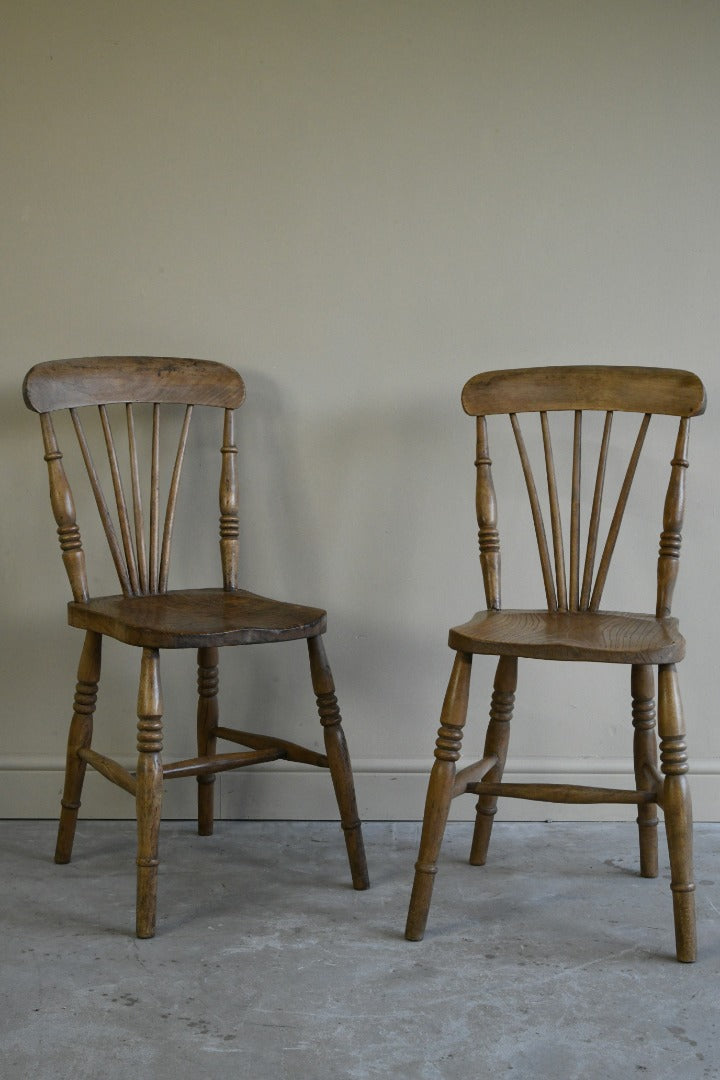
(405, 366), (706, 962)
(23, 356), (369, 938)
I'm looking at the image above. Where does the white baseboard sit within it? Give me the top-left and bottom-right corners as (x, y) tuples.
(1, 756), (719, 821)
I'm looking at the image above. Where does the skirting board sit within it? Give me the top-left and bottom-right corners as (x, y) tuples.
(1, 756), (719, 821)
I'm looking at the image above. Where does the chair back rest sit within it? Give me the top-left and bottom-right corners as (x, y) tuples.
(23, 357), (246, 602)
(461, 366), (706, 616)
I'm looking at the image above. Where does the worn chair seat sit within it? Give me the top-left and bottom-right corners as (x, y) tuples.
(68, 588), (327, 649)
(449, 609), (685, 665)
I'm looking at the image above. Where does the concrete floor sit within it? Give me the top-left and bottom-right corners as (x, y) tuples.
(1, 820), (719, 1080)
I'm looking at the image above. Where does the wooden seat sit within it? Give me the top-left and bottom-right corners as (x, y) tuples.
(405, 365), (706, 962)
(23, 356), (369, 938)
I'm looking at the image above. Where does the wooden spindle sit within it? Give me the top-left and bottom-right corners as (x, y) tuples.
(99, 405), (139, 594)
(475, 417), (500, 609)
(149, 404), (160, 593)
(631, 664), (659, 878)
(657, 418), (690, 618)
(70, 408), (133, 596)
(38, 413), (89, 603)
(589, 413), (650, 612)
(540, 411), (567, 610)
(158, 404), (193, 593)
(196, 646), (219, 836)
(219, 408), (240, 591)
(569, 411), (582, 611)
(126, 404), (148, 594)
(580, 411), (612, 610)
(510, 414), (557, 611)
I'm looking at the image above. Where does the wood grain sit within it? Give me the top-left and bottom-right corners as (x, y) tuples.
(23, 356), (245, 412)
(462, 365), (706, 417)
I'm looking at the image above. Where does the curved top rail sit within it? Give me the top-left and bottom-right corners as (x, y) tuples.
(462, 366), (706, 418)
(23, 356), (246, 413)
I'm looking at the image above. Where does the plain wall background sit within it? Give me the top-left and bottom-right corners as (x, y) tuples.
(2, 0), (719, 820)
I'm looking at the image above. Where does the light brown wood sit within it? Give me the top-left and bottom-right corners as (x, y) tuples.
(469, 655), (517, 865)
(580, 411), (612, 610)
(510, 413), (557, 610)
(475, 416), (500, 609)
(406, 650), (473, 941)
(158, 404), (193, 592)
(541, 412), (567, 610)
(71, 407), (133, 596)
(54, 630), (101, 862)
(78, 748), (137, 796)
(632, 664), (659, 878)
(658, 663), (696, 962)
(449, 609), (685, 665)
(126, 404), (149, 594)
(569, 411), (582, 611)
(308, 635), (369, 891)
(219, 408), (240, 591)
(135, 647), (163, 939)
(25, 355), (368, 937)
(409, 364), (705, 962)
(657, 418), (690, 618)
(39, 413), (89, 603)
(589, 413), (650, 611)
(23, 356), (246, 412)
(462, 365), (706, 417)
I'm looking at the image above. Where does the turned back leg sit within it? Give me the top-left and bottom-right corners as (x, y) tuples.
(658, 663), (696, 962)
(197, 646), (219, 836)
(55, 631), (102, 864)
(308, 635), (369, 891)
(631, 664), (659, 878)
(469, 654), (517, 866)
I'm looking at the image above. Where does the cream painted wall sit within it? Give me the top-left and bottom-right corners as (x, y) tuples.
(2, 0), (719, 820)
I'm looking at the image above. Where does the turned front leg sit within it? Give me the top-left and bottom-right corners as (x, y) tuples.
(658, 663), (696, 962)
(55, 630), (102, 864)
(406, 650), (472, 941)
(196, 646), (219, 836)
(308, 635), (369, 891)
(136, 648), (164, 939)
(631, 664), (659, 878)
(469, 654), (517, 866)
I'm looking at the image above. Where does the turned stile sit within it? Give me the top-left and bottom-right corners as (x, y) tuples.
(39, 413), (89, 603)
(657, 418), (690, 618)
(136, 647), (164, 939)
(475, 417), (500, 609)
(219, 408), (240, 591)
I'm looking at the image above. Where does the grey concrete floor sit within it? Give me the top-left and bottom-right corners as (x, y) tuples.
(1, 820), (719, 1080)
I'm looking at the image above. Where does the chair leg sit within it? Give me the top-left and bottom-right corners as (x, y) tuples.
(55, 631), (102, 864)
(631, 664), (659, 878)
(307, 635), (369, 891)
(406, 650), (472, 941)
(469, 655), (517, 866)
(658, 663), (696, 962)
(197, 646), (219, 836)
(135, 648), (164, 939)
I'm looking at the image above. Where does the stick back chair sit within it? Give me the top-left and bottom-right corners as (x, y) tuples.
(405, 365), (705, 962)
(23, 356), (369, 938)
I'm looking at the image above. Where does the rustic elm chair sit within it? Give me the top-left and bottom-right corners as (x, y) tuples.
(23, 356), (369, 938)
(405, 366), (705, 962)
